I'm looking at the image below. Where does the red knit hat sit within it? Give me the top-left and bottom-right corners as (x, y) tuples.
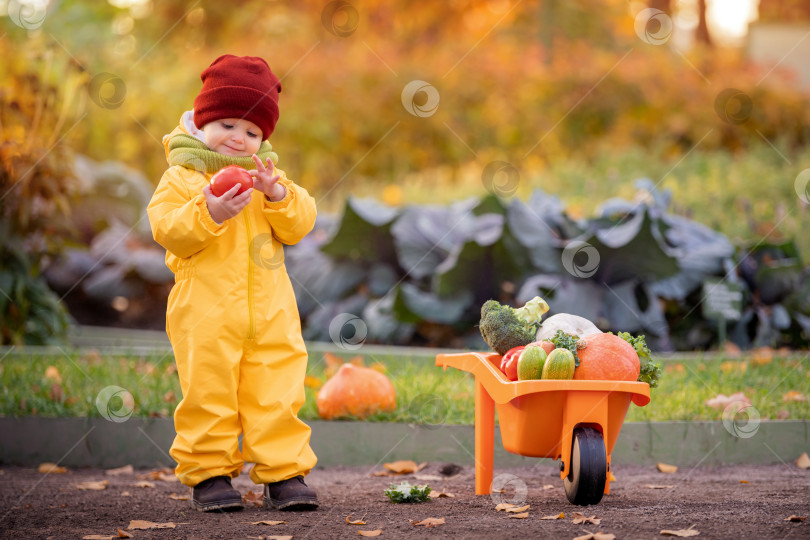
(193, 54), (281, 139)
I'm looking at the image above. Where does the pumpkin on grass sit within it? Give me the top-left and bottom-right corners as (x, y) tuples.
(574, 332), (640, 382)
(316, 363), (396, 420)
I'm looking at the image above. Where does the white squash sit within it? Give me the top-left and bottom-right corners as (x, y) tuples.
(535, 313), (602, 341)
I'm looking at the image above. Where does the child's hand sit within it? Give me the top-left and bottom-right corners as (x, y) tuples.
(249, 154), (286, 202)
(203, 183), (252, 224)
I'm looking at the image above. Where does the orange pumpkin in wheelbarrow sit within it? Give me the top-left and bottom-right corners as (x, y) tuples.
(437, 297), (654, 506)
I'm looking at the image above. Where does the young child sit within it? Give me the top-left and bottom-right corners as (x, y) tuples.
(147, 54), (318, 512)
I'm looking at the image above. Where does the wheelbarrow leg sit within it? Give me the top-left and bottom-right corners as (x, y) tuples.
(474, 379), (495, 496)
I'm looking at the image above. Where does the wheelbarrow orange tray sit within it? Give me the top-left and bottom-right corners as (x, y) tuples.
(436, 352), (650, 505)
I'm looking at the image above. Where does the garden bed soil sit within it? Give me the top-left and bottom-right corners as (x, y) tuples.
(1, 462), (808, 539)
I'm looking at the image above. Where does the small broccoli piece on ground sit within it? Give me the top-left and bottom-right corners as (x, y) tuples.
(479, 299), (539, 355)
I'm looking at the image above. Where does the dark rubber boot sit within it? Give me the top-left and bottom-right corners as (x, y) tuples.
(191, 476), (244, 512)
(263, 475), (319, 510)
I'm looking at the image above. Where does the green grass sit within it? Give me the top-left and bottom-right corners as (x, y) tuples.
(1, 349), (808, 423)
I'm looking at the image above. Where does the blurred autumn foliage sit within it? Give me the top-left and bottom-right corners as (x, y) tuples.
(1, 0), (809, 343)
(1, 0), (807, 195)
(0, 47), (85, 343)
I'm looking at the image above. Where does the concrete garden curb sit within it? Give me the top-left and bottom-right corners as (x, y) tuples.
(1, 417), (807, 470)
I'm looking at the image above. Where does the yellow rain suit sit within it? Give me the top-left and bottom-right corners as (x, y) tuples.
(147, 119), (317, 487)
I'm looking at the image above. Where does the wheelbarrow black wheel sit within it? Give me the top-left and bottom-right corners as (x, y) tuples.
(563, 426), (607, 506)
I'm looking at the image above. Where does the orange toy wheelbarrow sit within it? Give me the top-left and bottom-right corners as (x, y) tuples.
(436, 352), (650, 505)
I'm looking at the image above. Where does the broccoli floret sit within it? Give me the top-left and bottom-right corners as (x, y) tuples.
(479, 298), (546, 355)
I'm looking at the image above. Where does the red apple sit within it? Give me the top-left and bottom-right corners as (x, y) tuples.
(210, 165), (253, 197)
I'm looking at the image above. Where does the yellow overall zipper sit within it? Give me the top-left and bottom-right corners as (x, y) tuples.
(244, 210), (256, 339)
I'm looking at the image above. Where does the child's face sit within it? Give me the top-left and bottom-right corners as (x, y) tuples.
(202, 118), (263, 157)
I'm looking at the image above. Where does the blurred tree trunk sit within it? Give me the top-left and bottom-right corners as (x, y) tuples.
(695, 0), (713, 46)
(648, 0), (671, 12)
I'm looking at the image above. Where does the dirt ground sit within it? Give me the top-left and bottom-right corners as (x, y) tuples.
(0, 461), (808, 539)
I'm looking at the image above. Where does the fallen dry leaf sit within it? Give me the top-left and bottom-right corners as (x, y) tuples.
(785, 515), (807, 522)
(705, 392), (750, 410)
(751, 347), (773, 365)
(358, 530), (382, 537)
(369, 362), (386, 373)
(796, 452), (810, 469)
(324, 352), (345, 378)
(414, 474), (442, 482)
(242, 490), (263, 507)
(495, 502), (518, 511)
(48, 382), (63, 402)
(133, 481), (155, 488)
(249, 520), (286, 525)
(127, 520), (179, 530)
(782, 390), (806, 402)
(346, 515), (366, 525)
(574, 533), (615, 540)
(120, 491), (131, 497)
(163, 390), (175, 403)
(82, 536), (116, 540)
(509, 512), (529, 519)
(169, 493), (189, 501)
(138, 468), (177, 482)
(739, 480), (749, 484)
(44, 365), (62, 383)
(117, 529), (133, 538)
(428, 491), (455, 498)
(644, 485), (674, 489)
(542, 484), (555, 490)
(506, 505), (530, 513)
(540, 512), (565, 520)
(657, 463), (678, 474)
(38, 462), (68, 474)
(383, 460), (420, 474)
(722, 341), (741, 357)
(572, 511), (600, 525)
(719, 361), (747, 374)
(660, 524), (700, 537)
(105, 465), (134, 476)
(413, 517), (445, 527)
(76, 480), (109, 491)
(370, 470), (395, 477)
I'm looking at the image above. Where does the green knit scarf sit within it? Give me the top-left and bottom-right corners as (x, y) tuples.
(167, 133), (279, 173)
